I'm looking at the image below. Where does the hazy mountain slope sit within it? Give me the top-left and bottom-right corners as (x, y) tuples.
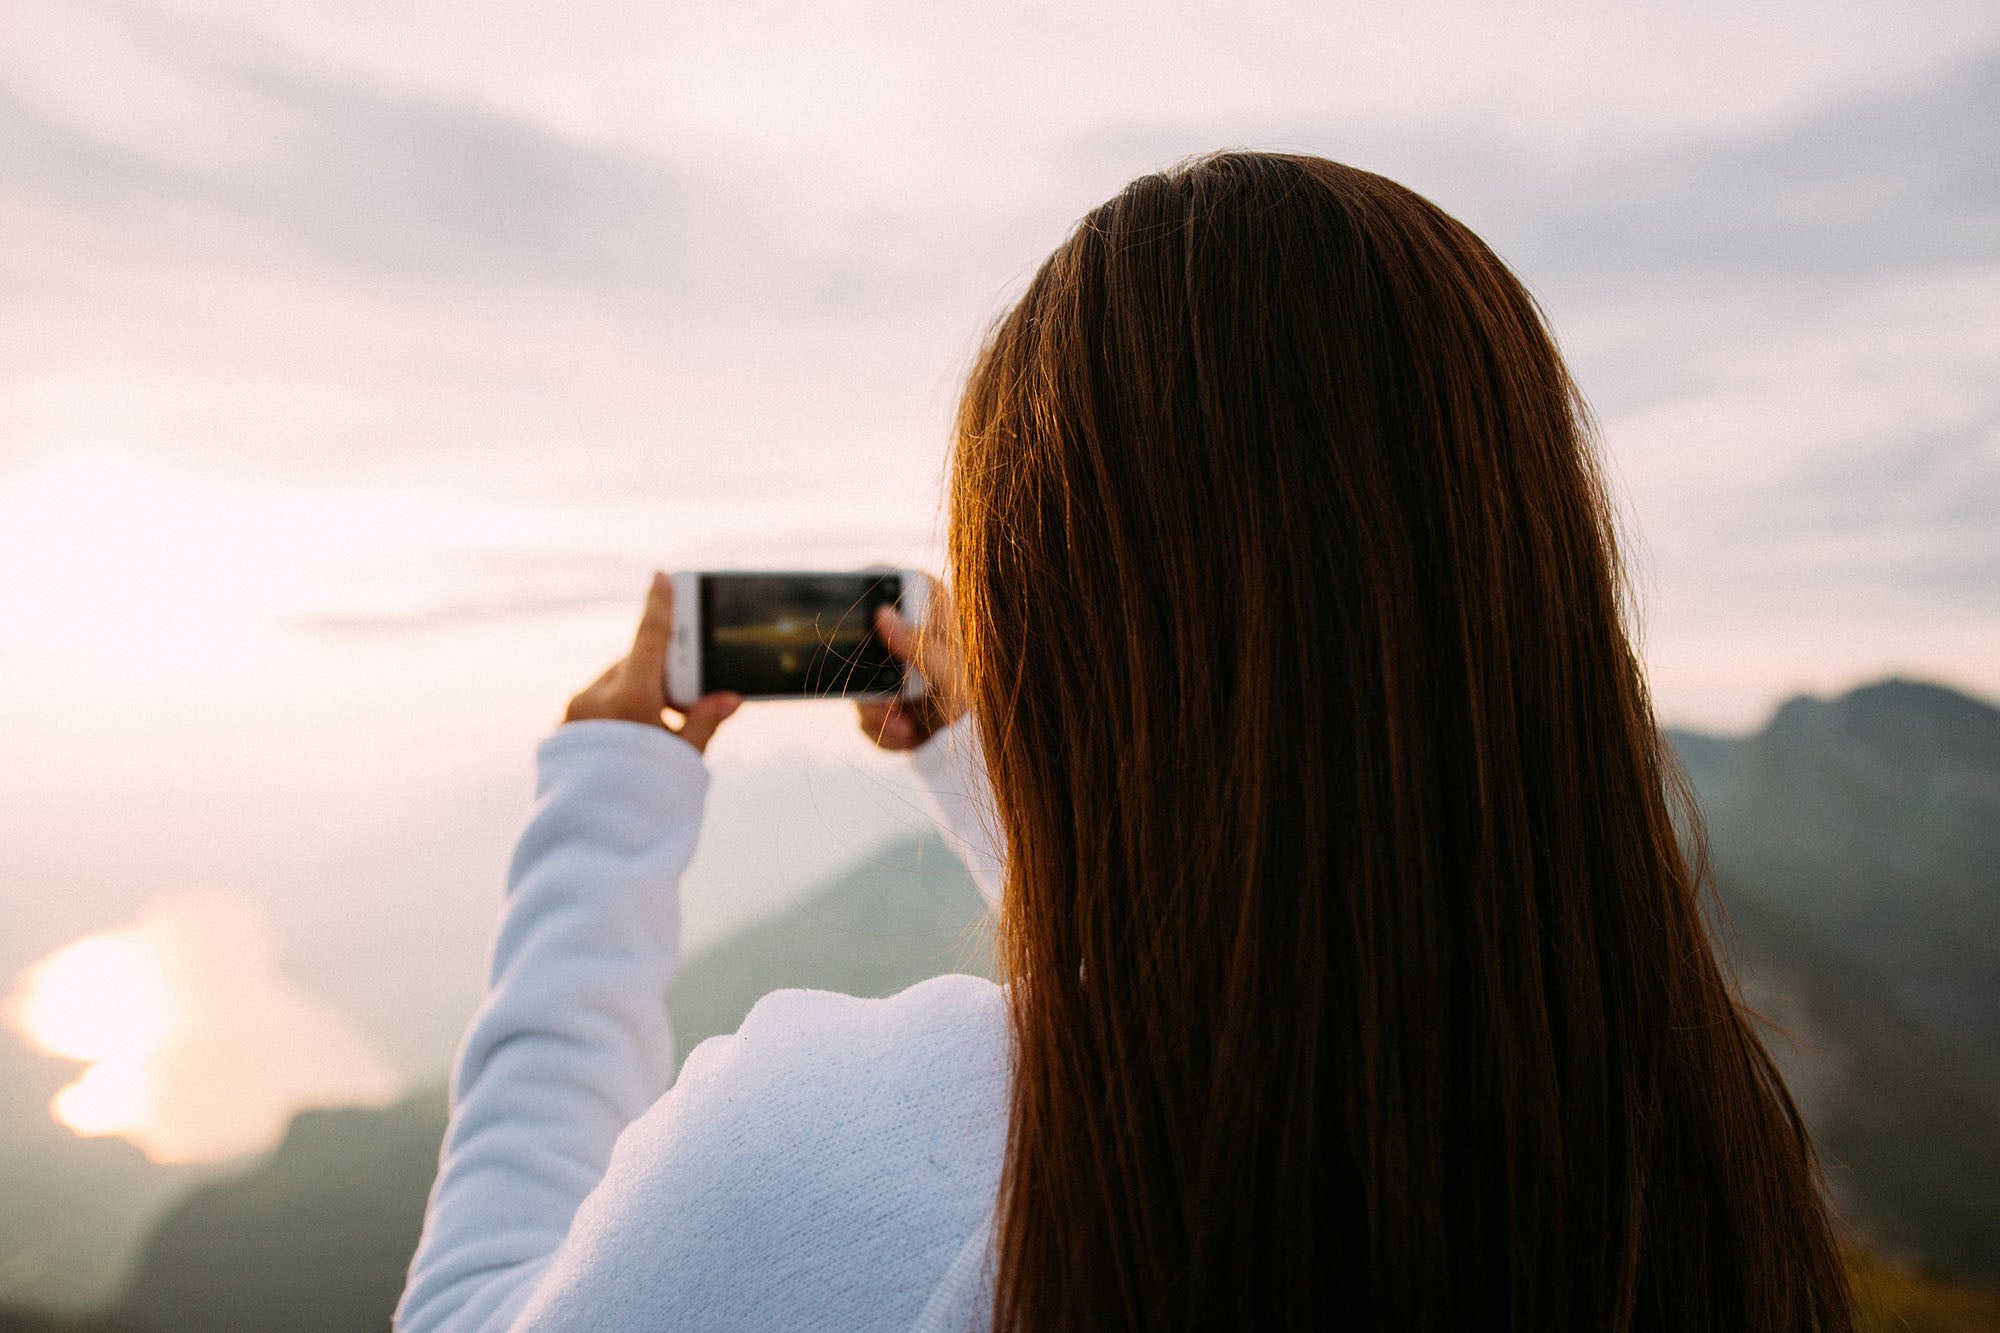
(1719, 881), (2000, 1282)
(0, 1308), (149, 1332)
(0, 1045), (210, 1313)
(665, 834), (994, 1064)
(1671, 678), (2000, 1284)
(113, 1093), (444, 1333)
(1675, 679), (2000, 1053)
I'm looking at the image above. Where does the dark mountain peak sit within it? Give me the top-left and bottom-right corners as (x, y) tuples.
(267, 1090), (445, 1169)
(1761, 677), (2000, 771)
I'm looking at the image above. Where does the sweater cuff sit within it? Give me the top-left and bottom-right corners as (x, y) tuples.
(909, 714), (1005, 909)
(537, 718), (710, 786)
(517, 720), (710, 872)
(908, 713), (977, 787)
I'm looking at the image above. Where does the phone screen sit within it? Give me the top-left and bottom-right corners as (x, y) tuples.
(699, 572), (905, 698)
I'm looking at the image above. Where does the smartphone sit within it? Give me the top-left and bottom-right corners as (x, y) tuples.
(666, 569), (931, 705)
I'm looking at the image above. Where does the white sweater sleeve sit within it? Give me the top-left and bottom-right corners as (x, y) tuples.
(908, 714), (1007, 909)
(395, 719), (708, 1333)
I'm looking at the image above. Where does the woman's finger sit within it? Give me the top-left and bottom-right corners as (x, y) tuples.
(673, 692), (743, 755)
(626, 572), (675, 691)
(856, 701), (919, 750)
(875, 604), (919, 664)
(885, 713), (919, 749)
(874, 587), (967, 736)
(856, 699), (894, 736)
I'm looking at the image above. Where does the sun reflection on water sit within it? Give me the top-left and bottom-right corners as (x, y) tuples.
(4, 895), (401, 1164)
(11, 932), (175, 1143)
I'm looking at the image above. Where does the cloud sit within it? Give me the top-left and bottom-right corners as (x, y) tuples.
(4, 893), (401, 1164)
(0, 46), (696, 297)
(0, 14), (952, 317)
(15, 9), (1993, 321)
(219, 66), (684, 289)
(292, 514), (947, 638)
(76, 0), (1998, 163)
(0, 82), (187, 212)
(1748, 418), (2000, 608)
(293, 589), (635, 638)
(1485, 43), (2000, 288)
(1593, 266), (2000, 727)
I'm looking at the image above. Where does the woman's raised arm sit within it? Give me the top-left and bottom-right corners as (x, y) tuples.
(396, 577), (739, 1332)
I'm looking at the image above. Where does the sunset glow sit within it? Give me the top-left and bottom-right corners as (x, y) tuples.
(52, 1061), (155, 1138)
(14, 933), (175, 1063)
(11, 932), (175, 1143)
(4, 896), (402, 1164)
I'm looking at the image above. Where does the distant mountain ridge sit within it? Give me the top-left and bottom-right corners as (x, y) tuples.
(1669, 677), (2000, 1073)
(1665, 676), (2000, 1284)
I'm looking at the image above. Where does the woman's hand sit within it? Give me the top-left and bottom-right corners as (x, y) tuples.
(856, 582), (968, 752)
(565, 572), (742, 755)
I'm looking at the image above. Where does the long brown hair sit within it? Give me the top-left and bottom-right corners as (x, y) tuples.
(947, 153), (1849, 1331)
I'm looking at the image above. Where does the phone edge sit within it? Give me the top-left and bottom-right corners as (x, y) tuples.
(666, 570), (702, 706)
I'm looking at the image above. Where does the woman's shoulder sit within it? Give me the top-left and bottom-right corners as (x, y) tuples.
(711, 971), (1009, 1089)
(515, 974), (1009, 1329)
(669, 972), (1010, 1186)
(641, 969), (1009, 1196)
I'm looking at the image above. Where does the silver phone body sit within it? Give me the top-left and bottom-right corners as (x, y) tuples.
(666, 569), (931, 706)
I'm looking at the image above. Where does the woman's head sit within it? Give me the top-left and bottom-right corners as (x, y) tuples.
(949, 153), (1847, 1331)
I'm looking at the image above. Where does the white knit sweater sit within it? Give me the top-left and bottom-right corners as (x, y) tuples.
(395, 716), (1010, 1332)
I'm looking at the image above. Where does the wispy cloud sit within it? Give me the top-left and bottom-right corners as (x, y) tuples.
(290, 546), (645, 637)
(0, 42), (702, 296)
(1487, 42), (1999, 288)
